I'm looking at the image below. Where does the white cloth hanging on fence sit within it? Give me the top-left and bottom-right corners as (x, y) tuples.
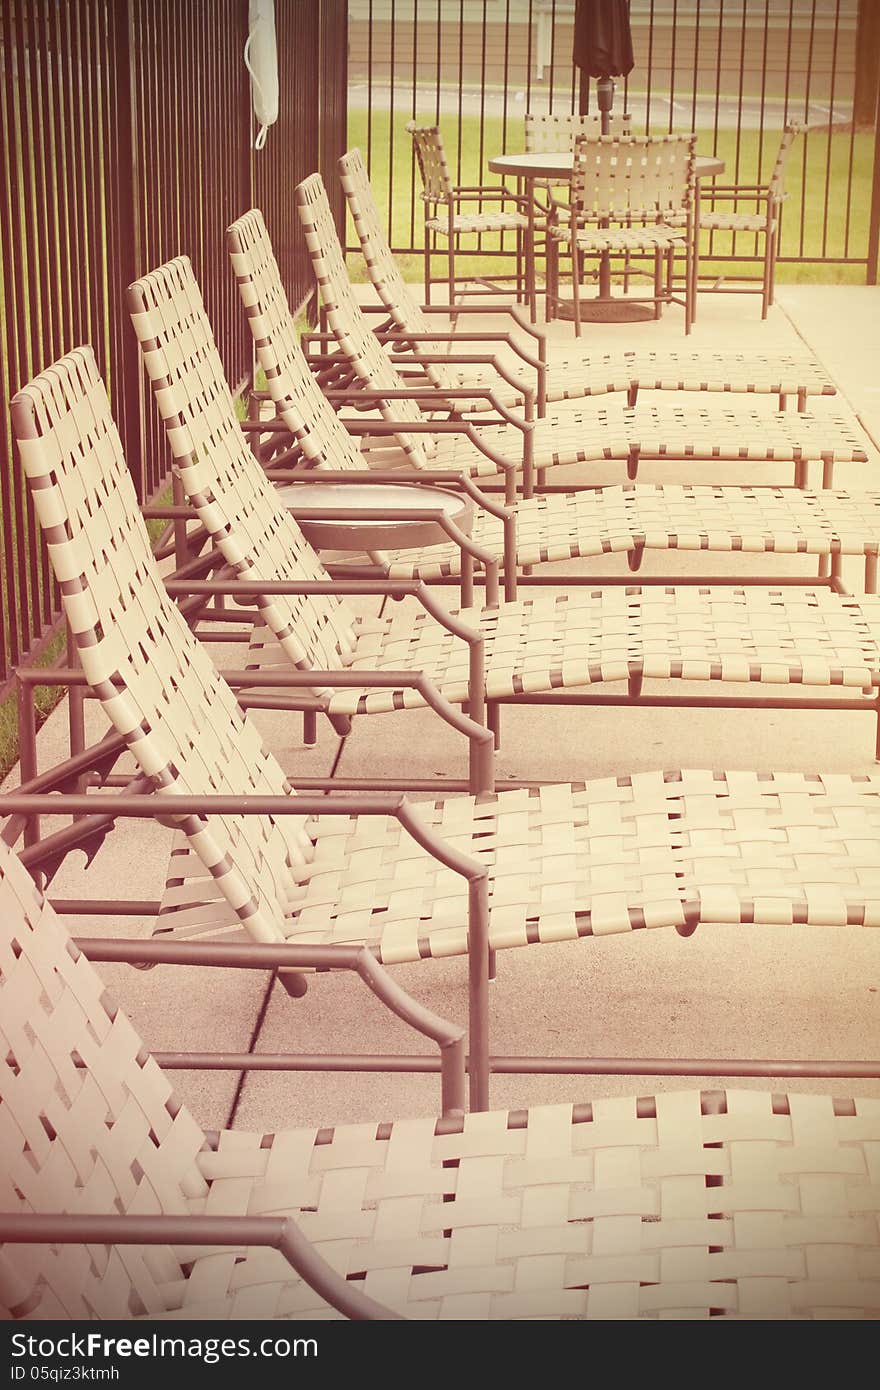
(245, 0), (278, 150)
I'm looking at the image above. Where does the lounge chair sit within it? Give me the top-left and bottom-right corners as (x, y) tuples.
(339, 145), (836, 417)
(3, 837), (880, 1319)
(228, 206), (880, 602)
(127, 255), (880, 769)
(12, 346), (880, 1113)
(297, 171), (868, 491)
(406, 121), (533, 310)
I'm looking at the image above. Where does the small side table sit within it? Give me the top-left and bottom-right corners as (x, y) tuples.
(277, 480), (474, 551)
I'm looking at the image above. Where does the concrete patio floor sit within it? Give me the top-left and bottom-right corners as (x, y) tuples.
(4, 282), (880, 1140)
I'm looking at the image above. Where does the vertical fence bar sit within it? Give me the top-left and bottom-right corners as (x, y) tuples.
(0, 0), (349, 701)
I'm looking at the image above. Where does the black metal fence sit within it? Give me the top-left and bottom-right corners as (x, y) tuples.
(347, 0), (880, 278)
(0, 0), (347, 692)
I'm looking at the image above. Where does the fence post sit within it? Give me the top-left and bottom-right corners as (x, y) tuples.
(319, 1), (349, 251)
(108, 0), (146, 498)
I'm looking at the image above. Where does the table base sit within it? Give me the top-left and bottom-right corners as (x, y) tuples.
(551, 297), (657, 323)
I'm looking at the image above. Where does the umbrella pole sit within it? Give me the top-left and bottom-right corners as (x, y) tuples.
(597, 77), (614, 297)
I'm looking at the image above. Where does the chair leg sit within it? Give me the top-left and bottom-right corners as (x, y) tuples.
(424, 225), (432, 306)
(690, 222), (701, 323)
(654, 250), (664, 319)
(516, 226), (524, 305)
(546, 234), (558, 322)
(766, 222), (781, 316)
(572, 238), (582, 338)
(526, 201), (537, 321)
(761, 229), (773, 319)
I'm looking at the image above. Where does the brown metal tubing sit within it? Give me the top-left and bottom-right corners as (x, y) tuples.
(163, 576), (490, 779)
(148, 1053), (880, 1081)
(213, 667), (495, 795)
(76, 935), (465, 1120)
(5, 789), (490, 1107)
(328, 409), (528, 504)
(323, 382), (534, 451)
(14, 729), (127, 796)
(65, 626), (86, 772)
(493, 692), (878, 710)
(385, 349), (535, 419)
(0, 1213), (398, 1321)
(51, 899), (162, 915)
(15, 672), (40, 848)
(17, 660), (495, 795)
(376, 325), (546, 378)
(476, 572), (842, 588)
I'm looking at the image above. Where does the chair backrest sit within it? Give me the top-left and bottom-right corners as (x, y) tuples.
(768, 121), (806, 198)
(226, 209), (369, 476)
(0, 837), (213, 1317)
(524, 111), (632, 153)
(406, 122), (453, 202)
(337, 148), (459, 395)
(570, 133), (695, 219)
(295, 172), (438, 473)
(126, 255), (360, 683)
(12, 348), (316, 946)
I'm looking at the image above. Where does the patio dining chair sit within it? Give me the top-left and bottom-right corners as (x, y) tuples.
(4, 840), (880, 1321)
(228, 208), (880, 602)
(297, 172), (869, 491)
(339, 145), (838, 416)
(128, 256), (880, 766)
(546, 134), (696, 334)
(406, 121), (533, 311)
(11, 346), (880, 1122)
(524, 110), (633, 155)
(693, 122), (805, 319)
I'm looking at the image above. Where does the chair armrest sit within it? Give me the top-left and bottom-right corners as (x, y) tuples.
(0, 1213), (400, 1320)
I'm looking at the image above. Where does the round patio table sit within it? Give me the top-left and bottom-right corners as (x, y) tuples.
(487, 150), (725, 322)
(487, 151), (725, 183)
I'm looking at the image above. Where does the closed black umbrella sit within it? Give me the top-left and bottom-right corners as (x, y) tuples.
(573, 0), (634, 129)
(570, 0), (646, 320)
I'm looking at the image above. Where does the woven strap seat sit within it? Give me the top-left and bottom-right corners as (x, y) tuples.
(700, 211), (775, 233)
(153, 768), (880, 957)
(430, 398), (869, 479)
(425, 211), (528, 235)
(552, 222), (686, 253)
(4, 844), (880, 1322)
(453, 349), (836, 409)
(240, 584), (880, 719)
(383, 485), (880, 580)
(338, 147), (834, 409)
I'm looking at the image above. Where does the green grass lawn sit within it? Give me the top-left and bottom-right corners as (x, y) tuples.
(347, 110), (874, 286)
